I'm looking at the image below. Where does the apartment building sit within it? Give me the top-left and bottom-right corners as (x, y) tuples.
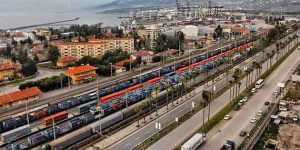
(64, 65), (97, 84)
(53, 38), (134, 60)
(138, 26), (159, 49)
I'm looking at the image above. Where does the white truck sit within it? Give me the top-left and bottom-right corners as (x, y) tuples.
(181, 133), (206, 150)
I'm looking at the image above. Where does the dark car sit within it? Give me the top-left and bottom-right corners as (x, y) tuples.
(264, 101), (270, 105)
(233, 105), (240, 111)
(239, 131), (247, 137)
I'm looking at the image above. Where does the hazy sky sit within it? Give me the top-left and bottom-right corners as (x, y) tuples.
(0, 0), (115, 13)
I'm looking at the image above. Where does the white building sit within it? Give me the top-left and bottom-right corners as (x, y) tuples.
(182, 25), (198, 37)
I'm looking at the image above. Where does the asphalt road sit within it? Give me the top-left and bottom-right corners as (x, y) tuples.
(107, 31), (299, 150)
(200, 39), (300, 149)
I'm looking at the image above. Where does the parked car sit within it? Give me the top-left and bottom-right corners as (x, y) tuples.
(292, 116), (298, 122)
(273, 90), (278, 96)
(239, 131), (247, 137)
(233, 105), (241, 111)
(250, 118), (257, 123)
(241, 97), (248, 102)
(224, 115), (231, 120)
(251, 88), (256, 93)
(264, 101), (270, 105)
(257, 111), (263, 116)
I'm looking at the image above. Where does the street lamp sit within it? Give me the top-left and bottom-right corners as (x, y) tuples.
(109, 63), (113, 77)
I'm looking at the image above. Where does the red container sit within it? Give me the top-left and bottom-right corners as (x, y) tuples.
(100, 91), (126, 103)
(176, 66), (189, 74)
(127, 84), (143, 93)
(31, 110), (47, 120)
(43, 111), (68, 126)
(147, 77), (161, 85)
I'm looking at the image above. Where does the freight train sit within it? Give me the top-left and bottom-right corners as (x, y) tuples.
(0, 36), (258, 149)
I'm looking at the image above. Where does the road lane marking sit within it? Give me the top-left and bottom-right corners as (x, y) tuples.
(135, 137), (141, 141)
(124, 142), (130, 147)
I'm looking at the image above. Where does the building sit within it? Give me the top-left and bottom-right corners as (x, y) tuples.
(57, 56), (76, 67)
(33, 28), (51, 40)
(90, 38), (134, 53)
(64, 65), (97, 84)
(0, 87), (42, 107)
(182, 25), (198, 37)
(53, 38), (134, 60)
(138, 26), (159, 49)
(53, 41), (109, 60)
(0, 63), (20, 82)
(113, 59), (135, 73)
(137, 50), (154, 63)
(222, 27), (250, 38)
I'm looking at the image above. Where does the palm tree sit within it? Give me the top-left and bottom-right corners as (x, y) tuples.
(188, 73), (193, 97)
(237, 81), (242, 94)
(252, 61), (261, 80)
(229, 80), (234, 105)
(153, 86), (160, 116)
(135, 104), (143, 127)
(170, 84), (175, 107)
(147, 93), (153, 119)
(245, 69), (251, 88)
(180, 76), (187, 101)
(232, 68), (241, 98)
(142, 102), (148, 123)
(266, 52), (271, 69)
(191, 73), (197, 94)
(202, 90), (212, 121)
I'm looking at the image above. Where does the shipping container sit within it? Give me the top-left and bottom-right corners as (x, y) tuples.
(68, 119), (84, 129)
(105, 86), (116, 95)
(2, 118), (18, 130)
(75, 100), (97, 114)
(80, 114), (95, 124)
(1, 125), (31, 143)
(100, 91), (126, 103)
(147, 77), (161, 85)
(45, 105), (59, 115)
(70, 98), (81, 107)
(127, 84), (143, 93)
(30, 110), (47, 120)
(28, 133), (47, 146)
(58, 101), (71, 110)
(43, 111), (68, 126)
(43, 127), (61, 140)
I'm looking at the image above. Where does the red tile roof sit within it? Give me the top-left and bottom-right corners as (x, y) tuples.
(0, 87), (42, 106)
(57, 56), (76, 63)
(31, 44), (44, 52)
(0, 63), (15, 71)
(137, 50), (153, 57)
(114, 59), (135, 67)
(64, 65), (97, 75)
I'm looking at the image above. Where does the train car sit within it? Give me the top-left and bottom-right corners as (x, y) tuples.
(49, 126), (92, 150)
(147, 77), (161, 85)
(28, 133), (47, 146)
(57, 101), (71, 110)
(1, 118), (19, 131)
(74, 100), (98, 114)
(45, 104), (59, 115)
(30, 109), (47, 120)
(1, 124), (31, 143)
(100, 91), (126, 104)
(104, 86), (117, 95)
(70, 97), (81, 107)
(89, 111), (124, 133)
(43, 111), (68, 126)
(127, 84), (143, 93)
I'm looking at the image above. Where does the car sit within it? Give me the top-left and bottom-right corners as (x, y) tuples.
(257, 111), (263, 116)
(233, 105), (241, 111)
(292, 116), (298, 122)
(224, 115), (231, 120)
(250, 118), (257, 123)
(238, 102), (243, 106)
(274, 90), (278, 96)
(264, 101), (270, 105)
(251, 88), (256, 93)
(242, 97), (248, 102)
(239, 131), (247, 137)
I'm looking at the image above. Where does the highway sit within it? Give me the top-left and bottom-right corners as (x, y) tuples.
(146, 33), (299, 150)
(199, 40), (300, 149)
(106, 31), (298, 150)
(0, 36), (248, 119)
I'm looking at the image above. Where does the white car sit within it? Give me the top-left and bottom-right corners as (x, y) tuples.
(224, 115), (231, 120)
(251, 88), (256, 93)
(250, 118), (257, 123)
(242, 97), (248, 102)
(274, 90), (278, 96)
(238, 100), (243, 106)
(292, 116), (298, 122)
(257, 111), (263, 116)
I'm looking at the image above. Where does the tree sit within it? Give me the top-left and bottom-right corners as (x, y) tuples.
(12, 40), (18, 47)
(21, 60), (37, 77)
(202, 90), (212, 121)
(33, 54), (39, 62)
(135, 104), (143, 127)
(153, 86), (160, 116)
(152, 55), (161, 63)
(135, 56), (142, 65)
(11, 54), (17, 63)
(266, 52), (272, 69)
(97, 65), (115, 76)
(18, 50), (28, 64)
(5, 45), (12, 57)
(48, 46), (60, 65)
(37, 35), (46, 43)
(215, 25), (223, 38)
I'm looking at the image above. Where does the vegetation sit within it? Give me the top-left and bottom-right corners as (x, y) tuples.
(21, 60), (37, 77)
(214, 25), (223, 39)
(155, 31), (185, 53)
(48, 45), (60, 65)
(19, 74), (68, 92)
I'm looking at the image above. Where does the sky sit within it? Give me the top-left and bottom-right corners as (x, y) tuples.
(0, 0), (115, 13)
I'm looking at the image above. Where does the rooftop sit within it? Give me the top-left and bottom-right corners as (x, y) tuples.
(0, 63), (15, 71)
(57, 56), (76, 63)
(0, 87), (42, 106)
(137, 50), (153, 57)
(64, 65), (97, 75)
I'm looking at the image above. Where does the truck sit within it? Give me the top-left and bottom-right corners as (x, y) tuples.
(220, 140), (235, 150)
(181, 133), (206, 150)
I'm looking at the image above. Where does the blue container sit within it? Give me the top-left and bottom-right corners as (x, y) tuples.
(68, 119), (84, 129)
(2, 119), (18, 130)
(46, 105), (59, 115)
(99, 90), (107, 97)
(43, 127), (61, 140)
(58, 101), (71, 110)
(105, 86), (116, 94)
(116, 84), (124, 91)
(80, 114), (95, 124)
(70, 98), (81, 107)
(28, 133), (47, 146)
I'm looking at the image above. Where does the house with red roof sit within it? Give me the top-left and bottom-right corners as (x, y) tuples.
(0, 63), (20, 82)
(113, 59), (135, 73)
(0, 87), (42, 107)
(64, 65), (97, 84)
(137, 50), (154, 63)
(57, 56), (76, 67)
